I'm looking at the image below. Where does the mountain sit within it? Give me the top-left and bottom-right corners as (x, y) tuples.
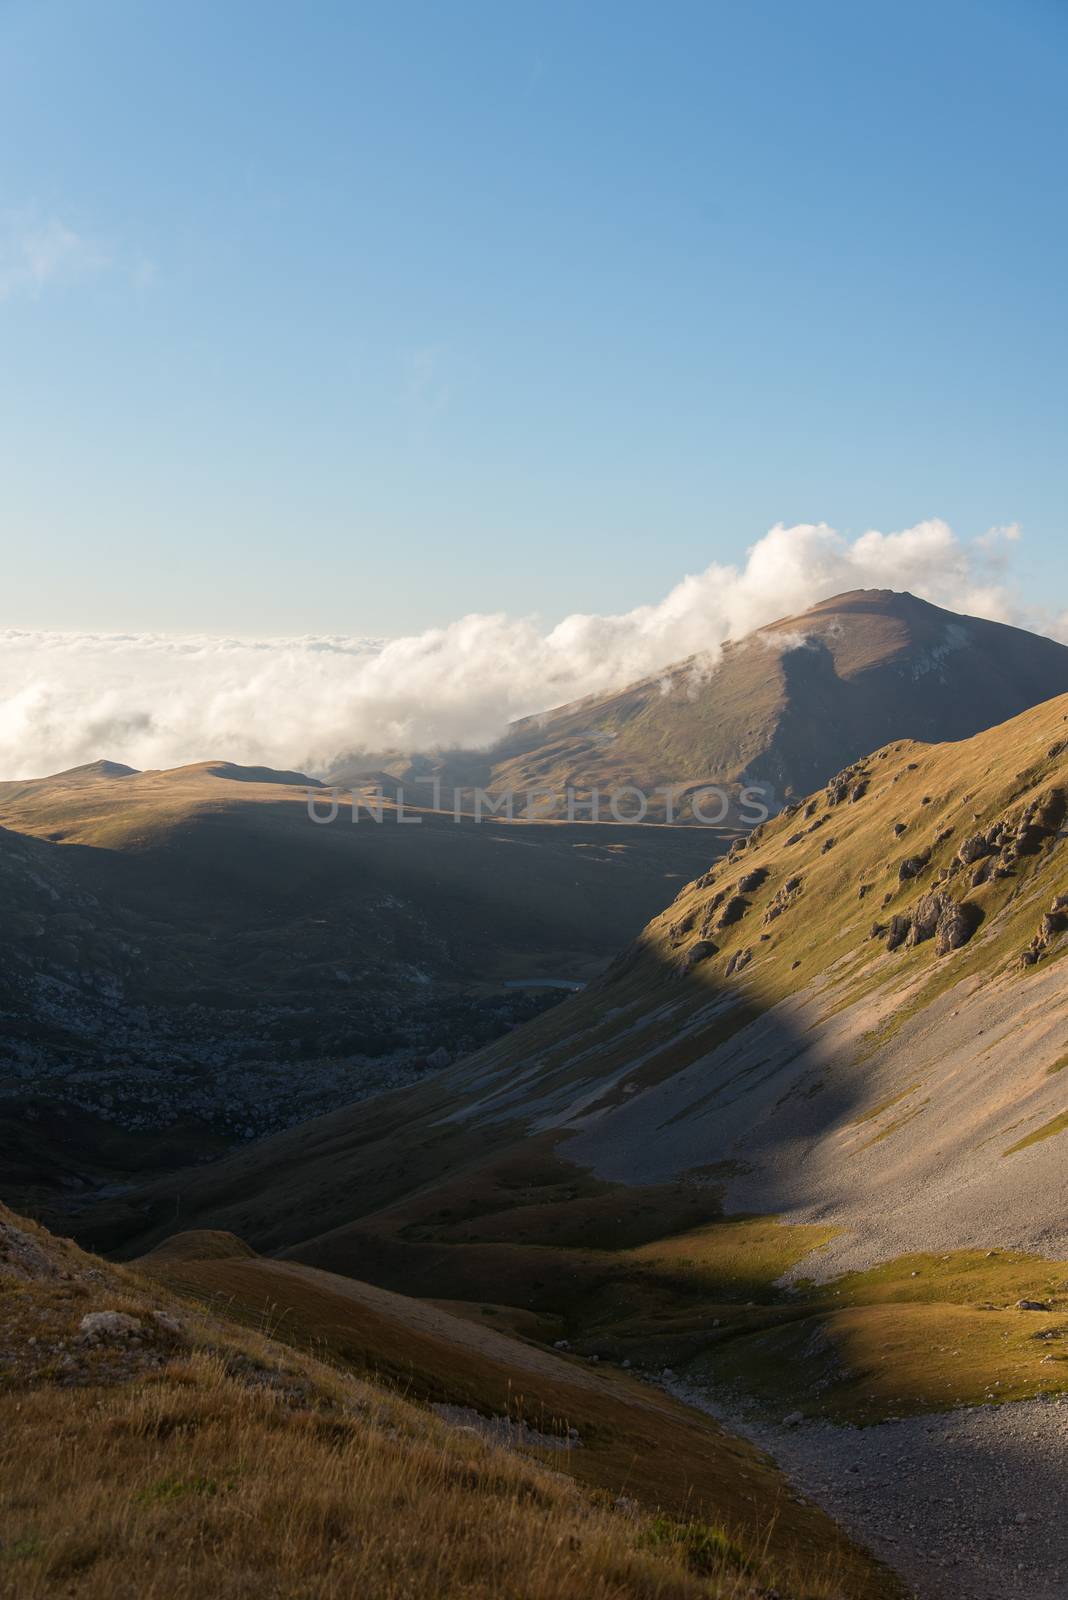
(357, 590), (1068, 819)
(30, 668), (1068, 1597)
(0, 1198), (894, 1600)
(0, 758), (723, 1209)
(94, 691), (1068, 1418)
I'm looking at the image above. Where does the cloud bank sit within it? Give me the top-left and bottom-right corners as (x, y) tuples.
(1, 520), (1059, 782)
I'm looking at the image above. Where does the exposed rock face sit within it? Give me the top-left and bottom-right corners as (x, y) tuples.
(898, 850), (932, 882)
(826, 762), (870, 807)
(958, 833), (991, 865)
(725, 947), (752, 977)
(886, 915), (912, 951)
(907, 892), (945, 946)
(0, 1216), (64, 1283)
(764, 876), (803, 925)
(899, 891), (981, 955)
(1035, 786), (1067, 833)
(679, 939), (718, 974)
(737, 867), (769, 894)
(934, 899), (982, 955)
(716, 895), (749, 930)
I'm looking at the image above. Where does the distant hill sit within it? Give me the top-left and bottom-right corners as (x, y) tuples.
(348, 590), (1068, 818)
(0, 759), (723, 1205)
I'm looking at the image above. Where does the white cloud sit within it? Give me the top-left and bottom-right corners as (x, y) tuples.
(0, 519), (1062, 782)
(0, 214), (108, 301)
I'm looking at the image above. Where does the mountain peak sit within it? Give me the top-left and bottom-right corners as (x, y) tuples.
(437, 594), (1068, 817)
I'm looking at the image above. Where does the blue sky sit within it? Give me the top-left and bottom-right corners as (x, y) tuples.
(1, 0), (1065, 634)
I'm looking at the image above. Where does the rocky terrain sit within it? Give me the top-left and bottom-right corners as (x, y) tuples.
(1, 762), (721, 1211)
(669, 1379), (1068, 1600)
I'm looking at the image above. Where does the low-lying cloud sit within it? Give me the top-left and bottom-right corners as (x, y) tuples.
(1, 520), (1059, 782)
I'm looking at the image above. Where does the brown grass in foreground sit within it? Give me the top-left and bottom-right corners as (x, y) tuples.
(1, 1203), (894, 1600)
(1, 1356), (755, 1600)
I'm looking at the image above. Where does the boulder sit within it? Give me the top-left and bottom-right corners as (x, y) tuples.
(958, 833), (991, 865)
(1035, 786), (1067, 833)
(681, 939), (718, 973)
(907, 892), (945, 945)
(79, 1311), (141, 1343)
(935, 899), (982, 955)
(886, 915), (912, 952)
(716, 895), (749, 930)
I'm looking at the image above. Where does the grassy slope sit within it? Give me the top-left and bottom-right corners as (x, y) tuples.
(0, 1201), (897, 1599)
(83, 694), (1068, 1435)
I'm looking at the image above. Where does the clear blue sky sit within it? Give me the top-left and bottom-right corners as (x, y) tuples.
(1, 0), (1065, 634)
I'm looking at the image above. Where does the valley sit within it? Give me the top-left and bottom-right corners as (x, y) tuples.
(59, 672), (1068, 1599)
(0, 758), (725, 1215)
(6, 593), (1068, 1599)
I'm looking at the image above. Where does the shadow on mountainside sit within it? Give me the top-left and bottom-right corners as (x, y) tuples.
(71, 937), (867, 1295)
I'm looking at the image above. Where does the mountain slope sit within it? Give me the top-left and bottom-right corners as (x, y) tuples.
(0, 1200), (897, 1599)
(378, 590), (1068, 818)
(105, 690), (1068, 1267)
(68, 693), (1068, 1599)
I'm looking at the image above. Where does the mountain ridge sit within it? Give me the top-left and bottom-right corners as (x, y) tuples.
(341, 590), (1068, 818)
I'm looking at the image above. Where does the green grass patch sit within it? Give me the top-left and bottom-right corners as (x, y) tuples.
(858, 1097), (930, 1150)
(640, 1515), (752, 1576)
(1004, 1111), (1068, 1156)
(849, 1084), (920, 1127)
(136, 1473), (237, 1504)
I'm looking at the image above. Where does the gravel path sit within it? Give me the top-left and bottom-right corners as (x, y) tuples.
(668, 1382), (1068, 1599)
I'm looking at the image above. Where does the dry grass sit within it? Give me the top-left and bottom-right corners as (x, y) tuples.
(143, 1253), (895, 1597)
(1, 1203), (897, 1600)
(1, 1358), (757, 1600)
